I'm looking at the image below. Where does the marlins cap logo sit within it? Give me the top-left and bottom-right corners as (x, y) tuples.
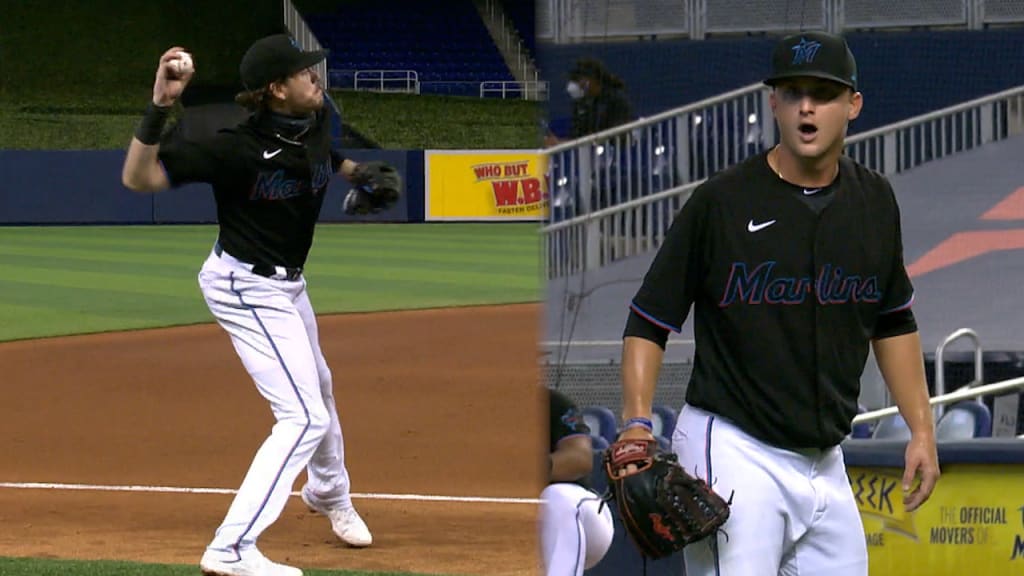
(791, 37), (822, 65)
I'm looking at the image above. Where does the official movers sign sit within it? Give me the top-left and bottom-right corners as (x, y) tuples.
(850, 464), (1024, 574)
(424, 150), (548, 221)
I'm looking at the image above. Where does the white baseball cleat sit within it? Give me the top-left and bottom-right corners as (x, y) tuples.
(199, 547), (303, 576)
(301, 490), (373, 547)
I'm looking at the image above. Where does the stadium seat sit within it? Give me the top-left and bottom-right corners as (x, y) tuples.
(589, 435), (610, 451)
(651, 405), (678, 439)
(872, 413), (912, 441)
(850, 404), (874, 439)
(936, 401), (993, 440)
(581, 406), (619, 447)
(655, 435), (672, 452)
(589, 449), (609, 495)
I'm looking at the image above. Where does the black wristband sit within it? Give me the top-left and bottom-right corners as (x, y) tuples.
(134, 102), (172, 145)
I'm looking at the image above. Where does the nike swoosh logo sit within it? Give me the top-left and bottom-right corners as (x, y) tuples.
(803, 188), (822, 195)
(747, 219), (776, 232)
(262, 149), (282, 159)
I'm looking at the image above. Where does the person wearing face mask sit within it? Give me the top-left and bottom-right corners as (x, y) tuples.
(544, 58), (632, 147)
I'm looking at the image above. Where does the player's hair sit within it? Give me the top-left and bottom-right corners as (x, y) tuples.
(235, 87), (270, 112)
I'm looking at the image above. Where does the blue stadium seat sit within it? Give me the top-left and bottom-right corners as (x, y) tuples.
(589, 449), (609, 495)
(850, 404), (874, 439)
(655, 435), (672, 452)
(589, 435), (610, 451)
(304, 0), (515, 93)
(872, 413), (912, 441)
(651, 405), (678, 439)
(936, 401), (993, 440)
(581, 406), (619, 447)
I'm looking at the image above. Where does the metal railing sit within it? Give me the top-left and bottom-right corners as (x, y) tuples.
(852, 377), (1024, 426)
(480, 80), (550, 100)
(933, 329), (984, 421)
(844, 85), (1024, 175)
(481, 0), (540, 90)
(542, 81), (772, 278)
(353, 70), (420, 94)
(541, 83), (1024, 278)
(538, 0), (1024, 41)
(283, 0), (327, 89)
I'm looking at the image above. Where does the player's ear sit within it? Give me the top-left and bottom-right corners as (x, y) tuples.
(848, 91), (863, 121)
(268, 80), (287, 101)
(769, 88), (779, 116)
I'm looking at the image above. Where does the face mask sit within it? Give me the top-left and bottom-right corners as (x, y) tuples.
(566, 81), (585, 100)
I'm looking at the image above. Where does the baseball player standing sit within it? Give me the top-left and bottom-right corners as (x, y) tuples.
(615, 31), (940, 574)
(121, 35), (388, 576)
(541, 387), (614, 576)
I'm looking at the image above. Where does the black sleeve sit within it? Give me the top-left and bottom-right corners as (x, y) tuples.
(873, 308), (918, 339)
(157, 132), (238, 188)
(623, 308), (670, 349)
(873, 180), (917, 338)
(628, 186), (711, 333)
(549, 388), (590, 452)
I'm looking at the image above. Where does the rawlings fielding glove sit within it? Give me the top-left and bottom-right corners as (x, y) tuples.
(343, 160), (402, 215)
(603, 438), (732, 559)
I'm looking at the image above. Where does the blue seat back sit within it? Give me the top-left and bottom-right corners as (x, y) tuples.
(936, 401), (993, 440)
(581, 406), (619, 446)
(872, 413), (912, 441)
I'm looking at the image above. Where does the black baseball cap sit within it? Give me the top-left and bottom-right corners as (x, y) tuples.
(764, 31), (858, 91)
(239, 34), (327, 90)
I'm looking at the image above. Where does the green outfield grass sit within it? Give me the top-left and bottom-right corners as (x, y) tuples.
(0, 223), (541, 342)
(0, 557), (443, 576)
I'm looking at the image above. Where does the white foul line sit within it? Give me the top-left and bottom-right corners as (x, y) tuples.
(0, 482), (541, 505)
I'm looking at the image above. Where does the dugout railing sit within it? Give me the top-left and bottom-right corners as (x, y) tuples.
(852, 376), (1024, 432)
(542, 81), (774, 278)
(540, 83), (1024, 280)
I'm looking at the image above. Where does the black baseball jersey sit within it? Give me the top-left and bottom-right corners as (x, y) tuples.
(549, 387), (592, 487)
(629, 151), (916, 450)
(158, 101), (343, 269)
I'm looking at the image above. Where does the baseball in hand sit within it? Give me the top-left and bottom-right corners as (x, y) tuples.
(169, 52), (193, 76)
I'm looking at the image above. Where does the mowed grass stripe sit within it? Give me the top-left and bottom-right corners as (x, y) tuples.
(0, 223), (541, 341)
(0, 225), (539, 262)
(0, 252), (205, 280)
(0, 557), (440, 576)
(0, 304), (181, 342)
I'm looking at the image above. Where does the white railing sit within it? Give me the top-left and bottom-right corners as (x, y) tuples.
(541, 83), (1024, 279)
(480, 80), (549, 101)
(852, 377), (1024, 426)
(538, 0), (1024, 41)
(933, 328), (983, 421)
(353, 70), (420, 94)
(844, 85), (1024, 175)
(542, 81), (773, 278)
(481, 0), (539, 87)
(282, 0), (327, 89)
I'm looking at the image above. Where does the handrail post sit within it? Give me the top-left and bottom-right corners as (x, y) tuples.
(934, 328), (983, 422)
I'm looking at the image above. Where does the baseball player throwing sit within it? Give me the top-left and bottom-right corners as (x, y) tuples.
(541, 387), (614, 576)
(121, 35), (398, 575)
(616, 31), (940, 574)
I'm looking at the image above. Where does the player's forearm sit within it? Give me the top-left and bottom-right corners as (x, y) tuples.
(123, 101), (172, 193)
(872, 331), (935, 438)
(621, 336), (665, 422)
(122, 138), (169, 193)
